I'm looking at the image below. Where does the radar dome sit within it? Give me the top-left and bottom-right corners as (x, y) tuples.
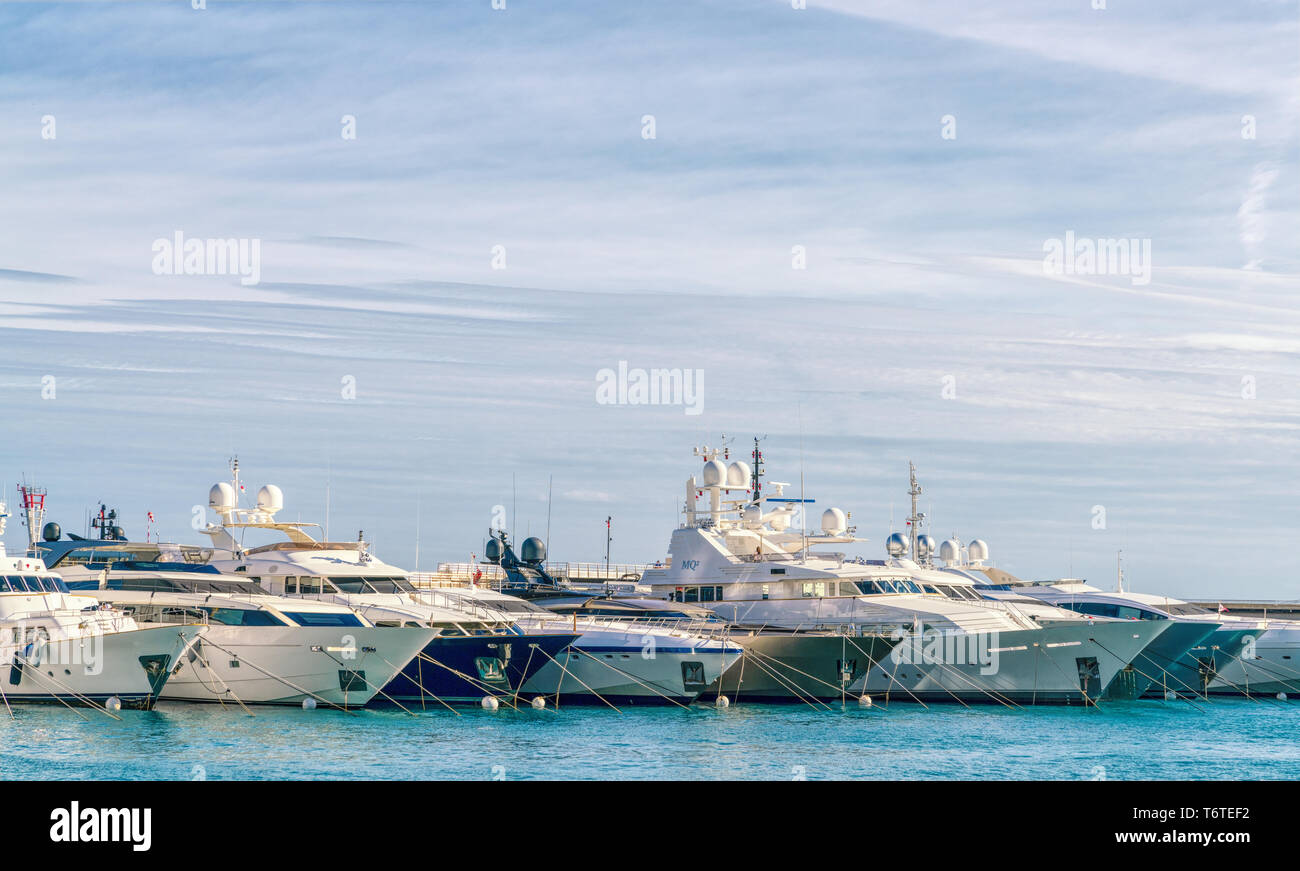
(256, 485), (284, 513)
(820, 508), (846, 535)
(484, 537), (503, 564)
(209, 482), (236, 511)
(701, 459), (727, 487)
(742, 505), (763, 529)
(42, 522), (61, 542)
(769, 512), (790, 532)
(726, 461), (751, 488)
(521, 537), (547, 565)
(885, 532), (909, 557)
(967, 539), (989, 563)
(916, 534), (936, 559)
(938, 538), (962, 564)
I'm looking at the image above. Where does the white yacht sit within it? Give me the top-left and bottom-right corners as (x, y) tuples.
(424, 582), (743, 705)
(195, 463), (577, 704)
(470, 529), (888, 703)
(0, 501), (198, 709)
(968, 572), (1261, 699)
(32, 535), (437, 708)
(638, 445), (1168, 705)
(1208, 619), (1300, 696)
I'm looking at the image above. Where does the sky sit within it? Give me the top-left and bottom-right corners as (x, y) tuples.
(0, 0), (1297, 598)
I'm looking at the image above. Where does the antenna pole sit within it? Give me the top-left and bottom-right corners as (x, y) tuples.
(605, 516), (612, 575)
(545, 474), (553, 569)
(906, 461), (924, 563)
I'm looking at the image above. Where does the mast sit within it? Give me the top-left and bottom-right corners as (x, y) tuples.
(545, 474), (553, 568)
(604, 515), (612, 575)
(16, 483), (46, 549)
(750, 437), (763, 504)
(906, 461), (924, 562)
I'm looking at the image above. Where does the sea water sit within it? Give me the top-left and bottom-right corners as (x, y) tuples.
(2, 697), (1295, 780)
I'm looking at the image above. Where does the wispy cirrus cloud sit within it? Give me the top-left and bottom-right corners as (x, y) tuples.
(0, 0), (1295, 596)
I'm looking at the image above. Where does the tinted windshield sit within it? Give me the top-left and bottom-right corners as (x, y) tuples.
(1, 575), (69, 593)
(327, 576), (414, 594)
(281, 611), (365, 627)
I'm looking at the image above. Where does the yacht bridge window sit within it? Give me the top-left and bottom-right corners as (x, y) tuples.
(280, 611), (365, 628)
(1059, 602), (1165, 621)
(670, 586), (723, 603)
(1, 575), (69, 594)
(324, 576), (417, 594)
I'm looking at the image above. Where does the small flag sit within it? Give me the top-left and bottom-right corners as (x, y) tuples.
(1218, 603), (1229, 614)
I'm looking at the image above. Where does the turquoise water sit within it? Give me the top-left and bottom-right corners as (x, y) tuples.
(2, 697), (1296, 780)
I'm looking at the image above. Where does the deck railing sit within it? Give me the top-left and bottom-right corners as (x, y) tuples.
(411, 561), (659, 590)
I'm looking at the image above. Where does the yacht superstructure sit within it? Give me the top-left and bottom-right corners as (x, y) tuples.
(639, 445), (1168, 704)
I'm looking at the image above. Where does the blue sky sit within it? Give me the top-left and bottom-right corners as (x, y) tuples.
(0, 0), (1297, 597)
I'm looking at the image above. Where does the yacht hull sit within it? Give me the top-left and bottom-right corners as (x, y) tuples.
(1138, 627), (1258, 698)
(704, 633), (900, 702)
(521, 640), (740, 705)
(1206, 625), (1300, 696)
(1105, 621), (1218, 700)
(382, 632), (578, 704)
(853, 620), (1168, 705)
(1, 625), (197, 710)
(159, 626), (434, 707)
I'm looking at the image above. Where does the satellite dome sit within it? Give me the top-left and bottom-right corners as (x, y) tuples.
(885, 532), (909, 557)
(256, 485), (284, 513)
(726, 461), (751, 488)
(208, 482), (236, 511)
(42, 522), (61, 542)
(701, 459), (727, 487)
(520, 537), (547, 565)
(916, 534), (936, 559)
(820, 508), (846, 535)
(967, 539), (989, 563)
(742, 505), (763, 529)
(938, 538), (962, 564)
(769, 512), (790, 532)
(484, 537), (503, 564)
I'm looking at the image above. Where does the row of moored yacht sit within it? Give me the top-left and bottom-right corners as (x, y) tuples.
(1, 448), (1294, 713)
